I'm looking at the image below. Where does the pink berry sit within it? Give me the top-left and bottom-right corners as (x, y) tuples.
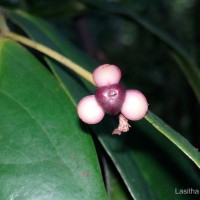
(77, 95), (105, 124)
(95, 84), (125, 115)
(93, 64), (122, 87)
(121, 90), (148, 121)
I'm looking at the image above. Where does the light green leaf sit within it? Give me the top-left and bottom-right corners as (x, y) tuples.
(0, 38), (106, 200)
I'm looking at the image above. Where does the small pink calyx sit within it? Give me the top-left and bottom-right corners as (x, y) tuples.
(95, 84), (126, 115)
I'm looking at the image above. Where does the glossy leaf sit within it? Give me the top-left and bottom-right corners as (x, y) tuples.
(0, 38), (106, 199)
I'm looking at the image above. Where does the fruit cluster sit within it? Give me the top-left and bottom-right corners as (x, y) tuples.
(77, 64), (148, 134)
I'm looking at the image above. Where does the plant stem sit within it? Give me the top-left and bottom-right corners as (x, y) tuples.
(1, 31), (95, 85)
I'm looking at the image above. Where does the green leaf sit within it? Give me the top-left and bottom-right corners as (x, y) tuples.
(8, 10), (200, 200)
(103, 158), (131, 200)
(0, 38), (107, 199)
(135, 119), (200, 186)
(145, 111), (200, 169)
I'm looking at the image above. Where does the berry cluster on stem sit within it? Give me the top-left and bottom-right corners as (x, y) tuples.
(77, 64), (148, 135)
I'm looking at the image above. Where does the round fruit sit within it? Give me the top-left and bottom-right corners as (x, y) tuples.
(121, 90), (148, 121)
(93, 64), (121, 87)
(95, 84), (126, 115)
(77, 95), (105, 124)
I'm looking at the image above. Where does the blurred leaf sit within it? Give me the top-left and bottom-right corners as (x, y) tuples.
(102, 158), (131, 200)
(0, 38), (106, 199)
(82, 2), (200, 103)
(145, 111), (200, 168)
(25, 0), (85, 19)
(136, 119), (200, 186)
(7, 10), (200, 200)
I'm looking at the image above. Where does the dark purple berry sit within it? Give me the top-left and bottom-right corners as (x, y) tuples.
(95, 84), (126, 115)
